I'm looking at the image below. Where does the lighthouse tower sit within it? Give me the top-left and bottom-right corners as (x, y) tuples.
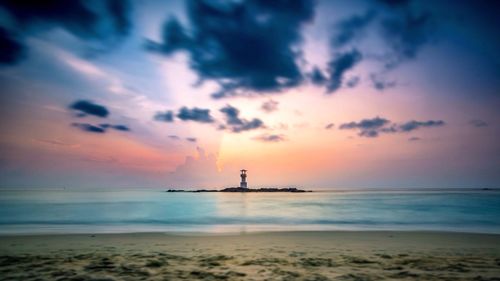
(240, 169), (248, 188)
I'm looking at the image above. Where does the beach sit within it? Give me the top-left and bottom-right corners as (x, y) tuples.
(1, 231), (499, 280)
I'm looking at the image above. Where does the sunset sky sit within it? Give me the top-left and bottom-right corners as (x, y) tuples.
(0, 0), (498, 189)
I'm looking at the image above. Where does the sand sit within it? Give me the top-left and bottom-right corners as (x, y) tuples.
(0, 231), (499, 280)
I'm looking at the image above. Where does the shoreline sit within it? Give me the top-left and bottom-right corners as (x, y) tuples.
(2, 225), (500, 236)
(1, 229), (500, 237)
(1, 231), (499, 280)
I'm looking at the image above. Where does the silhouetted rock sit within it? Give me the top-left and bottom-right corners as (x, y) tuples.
(166, 187), (310, 193)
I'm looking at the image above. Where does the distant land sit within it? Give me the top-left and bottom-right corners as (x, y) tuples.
(166, 187), (310, 193)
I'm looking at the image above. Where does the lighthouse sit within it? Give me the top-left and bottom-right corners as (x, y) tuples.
(240, 169), (248, 188)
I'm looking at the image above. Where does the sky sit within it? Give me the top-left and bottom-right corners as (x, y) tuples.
(0, 0), (498, 189)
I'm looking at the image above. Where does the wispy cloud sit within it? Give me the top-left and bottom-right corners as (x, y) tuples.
(154, 111), (174, 122)
(469, 119), (488, 128)
(220, 105), (265, 133)
(340, 117), (445, 138)
(261, 100), (279, 113)
(253, 134), (287, 143)
(0, 0), (132, 65)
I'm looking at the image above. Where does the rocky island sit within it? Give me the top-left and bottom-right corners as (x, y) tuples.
(166, 170), (310, 193)
(166, 187), (309, 193)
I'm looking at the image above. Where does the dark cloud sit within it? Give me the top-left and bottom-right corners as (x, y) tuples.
(154, 111), (174, 122)
(112, 124), (130, 131)
(325, 123), (334, 129)
(147, 0), (315, 98)
(326, 49), (362, 93)
(469, 119), (488, 128)
(0, 27), (25, 65)
(346, 76), (360, 88)
(324, 0), (436, 77)
(379, 125), (398, 133)
(379, 9), (435, 69)
(253, 134), (286, 143)
(69, 100), (109, 118)
(168, 135), (180, 140)
(146, 18), (190, 55)
(72, 122), (130, 134)
(359, 130), (380, 138)
(340, 116), (389, 130)
(220, 104), (264, 133)
(177, 107), (214, 123)
(340, 117), (445, 138)
(376, 0), (411, 7)
(2, 0), (131, 37)
(398, 120), (445, 132)
(332, 10), (375, 48)
(261, 99), (279, 113)
(71, 123), (105, 134)
(99, 124), (130, 132)
(408, 136), (421, 141)
(106, 0), (132, 37)
(370, 74), (396, 90)
(0, 0), (132, 64)
(309, 67), (327, 86)
(186, 137), (197, 143)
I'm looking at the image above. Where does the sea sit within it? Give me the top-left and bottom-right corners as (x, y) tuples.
(0, 189), (499, 234)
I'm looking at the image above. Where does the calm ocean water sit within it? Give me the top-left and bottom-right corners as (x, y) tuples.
(0, 190), (499, 234)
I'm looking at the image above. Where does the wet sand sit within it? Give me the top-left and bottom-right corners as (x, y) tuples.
(0, 231), (499, 280)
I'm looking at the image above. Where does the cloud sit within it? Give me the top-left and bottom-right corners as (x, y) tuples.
(177, 107), (214, 123)
(220, 105), (264, 133)
(398, 120), (445, 132)
(168, 135), (180, 140)
(71, 123), (105, 134)
(81, 155), (117, 164)
(72, 122), (130, 134)
(376, 0), (411, 7)
(370, 74), (396, 90)
(340, 116), (390, 130)
(379, 7), (435, 68)
(33, 138), (80, 148)
(326, 49), (362, 93)
(332, 10), (376, 48)
(469, 119), (488, 128)
(309, 67), (327, 86)
(69, 100), (109, 118)
(167, 147), (232, 188)
(112, 125), (130, 131)
(253, 134), (287, 143)
(261, 99), (279, 113)
(339, 116), (389, 138)
(408, 136), (421, 141)
(154, 111), (174, 122)
(359, 130), (380, 138)
(0, 27), (25, 65)
(325, 123), (335, 129)
(99, 124), (131, 132)
(68, 100), (131, 134)
(346, 76), (360, 88)
(146, 0), (315, 98)
(0, 0), (132, 64)
(186, 137), (197, 143)
(340, 117), (444, 137)
(323, 0), (436, 75)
